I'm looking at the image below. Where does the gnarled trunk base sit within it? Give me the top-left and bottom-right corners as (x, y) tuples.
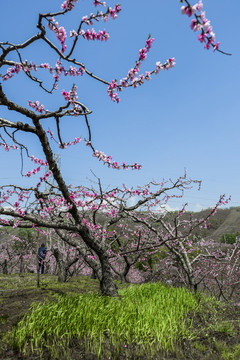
(99, 253), (119, 297)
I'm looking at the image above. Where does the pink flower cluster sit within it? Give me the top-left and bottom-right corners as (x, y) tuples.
(0, 143), (18, 151)
(107, 37), (156, 102)
(4, 61), (36, 82)
(181, 0), (220, 51)
(106, 4), (121, 20)
(24, 168), (41, 178)
(61, 0), (78, 11)
(47, 18), (67, 53)
(36, 171), (52, 188)
(47, 130), (82, 149)
(46, 132), (141, 171)
(54, 61), (85, 82)
(61, 85), (83, 116)
(107, 52), (175, 102)
(81, 3), (121, 25)
(0, 191), (12, 207)
(2, 60), (85, 89)
(24, 156), (48, 177)
(70, 4), (121, 41)
(59, 137), (81, 149)
(30, 155), (48, 166)
(28, 100), (48, 114)
(77, 28), (109, 41)
(93, 0), (106, 7)
(1, 64), (21, 81)
(217, 194), (231, 206)
(93, 150), (142, 170)
(51, 60), (85, 87)
(63, 84), (79, 101)
(128, 37), (155, 77)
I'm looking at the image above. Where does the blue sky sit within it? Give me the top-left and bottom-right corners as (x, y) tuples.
(0, 0), (239, 211)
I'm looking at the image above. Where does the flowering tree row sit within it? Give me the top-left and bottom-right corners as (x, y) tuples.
(1, 169), (239, 298)
(0, 0), (231, 296)
(0, 229), (92, 281)
(1, 184), (239, 301)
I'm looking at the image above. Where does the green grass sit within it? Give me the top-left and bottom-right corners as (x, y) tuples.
(12, 282), (201, 359)
(214, 342), (240, 360)
(213, 321), (236, 337)
(0, 273), (100, 293)
(1, 274), (239, 359)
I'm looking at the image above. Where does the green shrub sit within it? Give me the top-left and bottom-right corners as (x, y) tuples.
(220, 232), (240, 244)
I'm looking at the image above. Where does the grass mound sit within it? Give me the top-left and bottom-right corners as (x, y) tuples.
(12, 282), (201, 359)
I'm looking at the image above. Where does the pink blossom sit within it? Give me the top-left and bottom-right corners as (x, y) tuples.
(198, 33), (207, 43)
(180, 6), (186, 15)
(139, 48), (147, 61)
(61, 0), (77, 11)
(165, 57), (176, 69)
(186, 6), (195, 17)
(213, 42), (220, 52)
(62, 90), (70, 101)
(197, 0), (203, 12)
(40, 63), (50, 69)
(155, 61), (163, 74)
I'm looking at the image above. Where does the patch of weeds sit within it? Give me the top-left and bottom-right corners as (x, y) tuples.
(193, 341), (206, 352)
(0, 314), (9, 324)
(213, 321), (236, 337)
(213, 340), (239, 360)
(214, 340), (228, 353)
(0, 273), (36, 290)
(231, 344), (240, 359)
(39, 280), (48, 288)
(221, 345), (240, 360)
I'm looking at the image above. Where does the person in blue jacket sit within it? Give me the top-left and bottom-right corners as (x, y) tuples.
(38, 243), (47, 274)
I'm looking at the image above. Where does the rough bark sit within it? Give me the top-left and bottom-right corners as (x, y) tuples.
(2, 260), (8, 275)
(53, 248), (68, 282)
(98, 252), (119, 297)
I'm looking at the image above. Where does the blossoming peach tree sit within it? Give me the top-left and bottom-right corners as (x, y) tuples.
(0, 0), (232, 296)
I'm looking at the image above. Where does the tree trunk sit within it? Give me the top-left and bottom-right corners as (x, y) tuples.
(99, 253), (119, 297)
(53, 248), (68, 282)
(3, 259), (8, 274)
(121, 262), (131, 284)
(19, 254), (23, 274)
(58, 262), (68, 282)
(90, 269), (97, 279)
(187, 272), (198, 292)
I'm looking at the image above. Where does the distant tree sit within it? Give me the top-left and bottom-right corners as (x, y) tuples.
(0, 231), (36, 274)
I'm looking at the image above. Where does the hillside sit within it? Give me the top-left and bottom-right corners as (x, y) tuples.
(1, 207), (240, 244)
(210, 208), (240, 240)
(190, 207), (240, 240)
